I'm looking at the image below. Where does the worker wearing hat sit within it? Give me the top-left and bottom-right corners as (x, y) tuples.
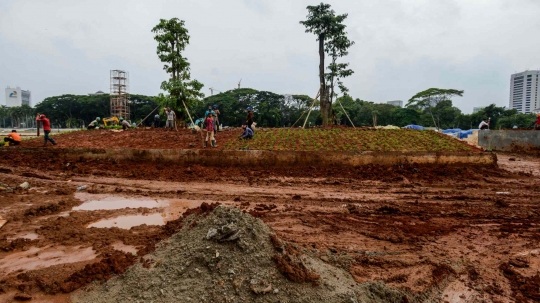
(88, 117), (101, 130)
(3, 130), (21, 146)
(35, 113), (57, 146)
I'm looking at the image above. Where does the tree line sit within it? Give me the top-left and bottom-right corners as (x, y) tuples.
(1, 88), (535, 130)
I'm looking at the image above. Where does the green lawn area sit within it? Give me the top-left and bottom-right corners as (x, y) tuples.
(223, 128), (474, 152)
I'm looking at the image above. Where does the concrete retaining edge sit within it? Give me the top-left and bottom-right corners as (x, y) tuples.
(9, 148), (497, 167)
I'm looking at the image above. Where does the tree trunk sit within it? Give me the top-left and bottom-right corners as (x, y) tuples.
(318, 34), (330, 126)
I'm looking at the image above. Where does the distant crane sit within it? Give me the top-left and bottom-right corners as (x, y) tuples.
(237, 78), (242, 89)
(209, 87), (222, 95)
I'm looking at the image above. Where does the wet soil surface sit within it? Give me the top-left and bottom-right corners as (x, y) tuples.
(0, 151), (539, 302)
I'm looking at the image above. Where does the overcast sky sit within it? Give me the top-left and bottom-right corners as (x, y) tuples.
(1, 0), (539, 113)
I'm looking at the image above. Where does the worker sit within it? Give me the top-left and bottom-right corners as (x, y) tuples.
(165, 107), (176, 130)
(535, 114), (540, 130)
(153, 112), (161, 128)
(3, 130), (21, 146)
(212, 104), (220, 133)
(479, 118), (490, 130)
(120, 118), (131, 130)
(246, 106), (254, 132)
(204, 112), (217, 148)
(204, 105), (215, 118)
(239, 125), (253, 140)
(88, 117), (101, 129)
(35, 114), (57, 146)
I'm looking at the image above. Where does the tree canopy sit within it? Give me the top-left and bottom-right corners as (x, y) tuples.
(152, 18), (204, 120)
(300, 3), (353, 126)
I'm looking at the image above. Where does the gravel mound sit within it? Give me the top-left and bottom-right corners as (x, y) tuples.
(72, 206), (416, 303)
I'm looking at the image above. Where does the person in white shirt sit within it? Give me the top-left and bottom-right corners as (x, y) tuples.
(479, 118), (489, 130)
(165, 107), (176, 130)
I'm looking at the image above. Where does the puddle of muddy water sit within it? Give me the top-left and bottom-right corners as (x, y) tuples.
(87, 213), (165, 229)
(73, 193), (167, 211)
(112, 242), (138, 255)
(7, 232), (39, 240)
(0, 246), (96, 274)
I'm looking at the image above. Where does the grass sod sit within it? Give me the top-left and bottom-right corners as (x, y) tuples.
(224, 128), (474, 152)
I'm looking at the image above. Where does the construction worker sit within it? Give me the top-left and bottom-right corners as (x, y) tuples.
(120, 118), (131, 130)
(479, 118), (490, 130)
(535, 114), (540, 130)
(3, 130), (21, 146)
(165, 107), (176, 130)
(239, 125), (253, 140)
(153, 112), (161, 128)
(35, 114), (57, 146)
(246, 106), (254, 132)
(88, 117), (101, 129)
(204, 112), (217, 148)
(212, 104), (220, 133)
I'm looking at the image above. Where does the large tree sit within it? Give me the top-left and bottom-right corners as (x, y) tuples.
(152, 18), (204, 121)
(300, 3), (353, 126)
(406, 88), (464, 130)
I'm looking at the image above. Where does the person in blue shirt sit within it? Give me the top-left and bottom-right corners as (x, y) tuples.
(204, 105), (215, 118)
(239, 125), (254, 140)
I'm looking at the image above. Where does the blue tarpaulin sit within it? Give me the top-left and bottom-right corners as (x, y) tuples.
(442, 128), (478, 139)
(403, 124), (425, 130)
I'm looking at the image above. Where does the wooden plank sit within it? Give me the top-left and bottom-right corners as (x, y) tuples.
(0, 219), (7, 230)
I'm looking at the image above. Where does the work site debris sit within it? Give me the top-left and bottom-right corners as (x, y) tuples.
(72, 206), (414, 303)
(19, 182), (30, 190)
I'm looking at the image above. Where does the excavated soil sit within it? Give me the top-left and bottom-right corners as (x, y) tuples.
(0, 150), (539, 302)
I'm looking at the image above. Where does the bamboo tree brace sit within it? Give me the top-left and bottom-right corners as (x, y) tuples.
(302, 89), (321, 129)
(337, 97), (355, 128)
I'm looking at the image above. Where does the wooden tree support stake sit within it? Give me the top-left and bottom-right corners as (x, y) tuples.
(301, 90), (321, 129)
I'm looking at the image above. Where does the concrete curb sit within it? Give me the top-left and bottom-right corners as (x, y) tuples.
(8, 148), (497, 167)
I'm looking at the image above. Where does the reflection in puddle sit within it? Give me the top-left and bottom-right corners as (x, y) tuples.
(74, 193), (166, 211)
(87, 213), (165, 229)
(0, 246), (96, 274)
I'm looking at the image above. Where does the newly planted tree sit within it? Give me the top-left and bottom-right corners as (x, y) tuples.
(152, 18), (204, 120)
(300, 3), (353, 126)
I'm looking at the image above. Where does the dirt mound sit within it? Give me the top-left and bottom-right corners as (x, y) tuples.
(71, 206), (419, 303)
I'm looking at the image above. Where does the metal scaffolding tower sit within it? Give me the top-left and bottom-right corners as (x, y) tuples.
(110, 70), (130, 119)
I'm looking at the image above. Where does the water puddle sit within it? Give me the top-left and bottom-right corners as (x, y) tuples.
(7, 232), (39, 240)
(0, 246), (96, 274)
(87, 213), (165, 229)
(112, 242), (138, 255)
(74, 193), (166, 211)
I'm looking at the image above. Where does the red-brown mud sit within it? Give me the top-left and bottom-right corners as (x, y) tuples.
(0, 150), (539, 302)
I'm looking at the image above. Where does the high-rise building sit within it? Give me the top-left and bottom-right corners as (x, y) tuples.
(509, 70), (540, 113)
(4, 86), (31, 107)
(386, 100), (403, 107)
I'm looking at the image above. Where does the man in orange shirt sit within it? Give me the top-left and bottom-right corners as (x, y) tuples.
(35, 113), (57, 146)
(3, 130), (21, 146)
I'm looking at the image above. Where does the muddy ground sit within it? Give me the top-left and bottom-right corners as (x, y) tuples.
(0, 149), (539, 302)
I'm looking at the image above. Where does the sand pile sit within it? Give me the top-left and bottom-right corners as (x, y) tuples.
(72, 206), (418, 303)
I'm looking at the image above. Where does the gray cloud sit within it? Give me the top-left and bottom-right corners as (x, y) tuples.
(1, 0), (538, 113)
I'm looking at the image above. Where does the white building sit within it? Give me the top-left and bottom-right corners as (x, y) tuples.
(509, 70), (540, 114)
(4, 86), (31, 107)
(386, 100), (403, 107)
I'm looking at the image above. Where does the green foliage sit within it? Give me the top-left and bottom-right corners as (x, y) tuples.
(496, 113), (537, 129)
(33, 94), (157, 128)
(407, 88), (464, 129)
(152, 18), (204, 119)
(192, 89), (318, 127)
(224, 128), (472, 152)
(300, 2), (353, 125)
